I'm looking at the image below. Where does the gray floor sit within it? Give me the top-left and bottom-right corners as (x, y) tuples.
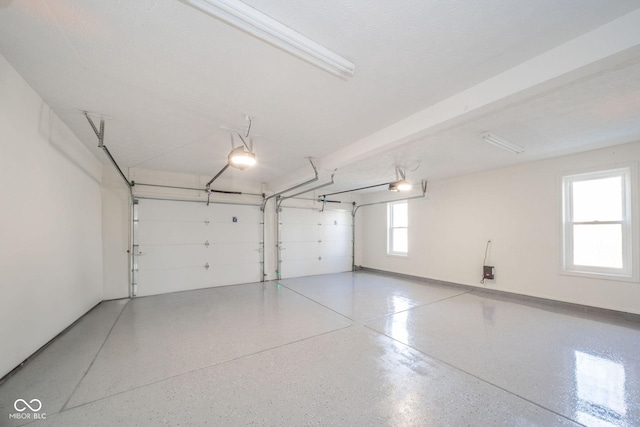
(1, 272), (639, 426)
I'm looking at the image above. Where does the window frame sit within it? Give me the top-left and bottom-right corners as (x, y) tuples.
(561, 165), (637, 281)
(387, 201), (408, 256)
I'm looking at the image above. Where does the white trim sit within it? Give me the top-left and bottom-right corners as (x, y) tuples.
(387, 201), (408, 256)
(184, 0), (354, 78)
(560, 164), (638, 282)
(386, 254), (409, 259)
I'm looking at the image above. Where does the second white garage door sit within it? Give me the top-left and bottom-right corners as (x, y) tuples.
(279, 208), (352, 279)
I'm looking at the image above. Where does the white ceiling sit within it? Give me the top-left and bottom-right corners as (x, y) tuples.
(1, 0), (640, 194)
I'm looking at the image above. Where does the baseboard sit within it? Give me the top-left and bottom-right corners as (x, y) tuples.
(360, 267), (640, 325)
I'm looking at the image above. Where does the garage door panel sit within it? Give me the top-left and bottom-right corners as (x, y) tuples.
(320, 210), (349, 225)
(320, 240), (351, 258)
(137, 263), (261, 297)
(138, 221), (208, 245)
(207, 223), (261, 243)
(280, 257), (350, 279)
(137, 244), (260, 270)
(280, 209), (318, 224)
(208, 263), (261, 286)
(321, 256), (352, 274)
(280, 223), (319, 242)
(136, 245), (209, 270)
(136, 267), (211, 297)
(208, 206), (262, 223)
(139, 200), (212, 222)
(280, 259), (323, 278)
(280, 241), (319, 261)
(322, 224), (351, 242)
(206, 243), (261, 265)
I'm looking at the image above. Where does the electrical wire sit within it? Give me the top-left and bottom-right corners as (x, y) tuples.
(245, 116), (252, 138)
(480, 240), (491, 284)
(483, 240), (491, 265)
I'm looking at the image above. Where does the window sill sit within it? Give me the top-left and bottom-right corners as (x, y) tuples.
(386, 253), (409, 259)
(559, 269), (638, 283)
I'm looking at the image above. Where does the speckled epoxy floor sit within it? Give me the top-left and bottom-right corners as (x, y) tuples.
(2, 271), (639, 426)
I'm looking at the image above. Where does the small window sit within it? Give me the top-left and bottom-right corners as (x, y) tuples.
(562, 167), (634, 279)
(388, 201), (408, 255)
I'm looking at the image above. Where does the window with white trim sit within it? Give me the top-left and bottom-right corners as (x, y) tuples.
(388, 201), (408, 255)
(562, 167), (633, 279)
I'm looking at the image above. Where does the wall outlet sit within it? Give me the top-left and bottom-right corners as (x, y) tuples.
(483, 265), (494, 280)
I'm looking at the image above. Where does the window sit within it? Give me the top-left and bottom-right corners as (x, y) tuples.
(562, 167), (634, 279)
(388, 201), (408, 255)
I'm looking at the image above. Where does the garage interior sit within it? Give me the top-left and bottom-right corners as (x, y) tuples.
(1, 1), (640, 425)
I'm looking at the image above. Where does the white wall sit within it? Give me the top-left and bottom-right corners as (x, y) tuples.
(0, 54), (104, 378)
(357, 141), (640, 315)
(102, 167), (130, 300)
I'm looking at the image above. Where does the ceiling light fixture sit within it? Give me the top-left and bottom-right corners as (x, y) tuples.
(389, 180), (412, 192)
(206, 117), (257, 192)
(389, 166), (412, 192)
(481, 132), (524, 154)
(228, 116), (257, 170)
(228, 145), (256, 170)
(183, 0), (355, 78)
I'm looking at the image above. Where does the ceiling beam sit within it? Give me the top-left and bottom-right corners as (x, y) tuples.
(267, 8), (640, 192)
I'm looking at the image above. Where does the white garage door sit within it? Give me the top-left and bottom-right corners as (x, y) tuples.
(279, 208), (352, 279)
(134, 199), (262, 297)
